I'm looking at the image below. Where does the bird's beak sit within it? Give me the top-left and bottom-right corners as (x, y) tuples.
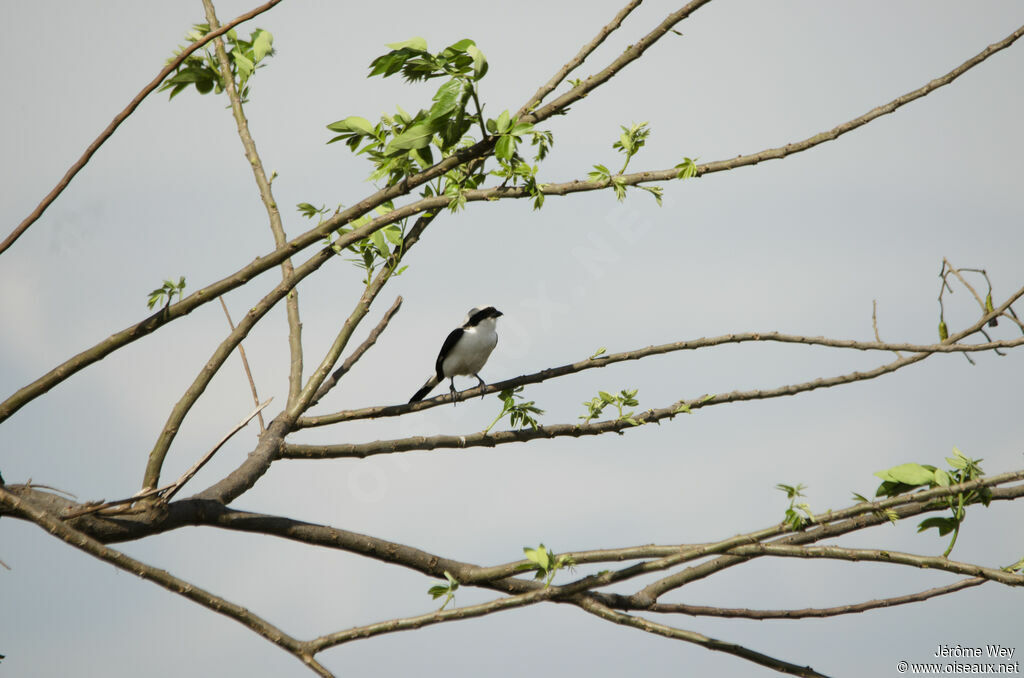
(494, 310), (504, 318)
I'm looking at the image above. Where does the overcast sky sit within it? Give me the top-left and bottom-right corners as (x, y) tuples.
(2, 1), (1024, 676)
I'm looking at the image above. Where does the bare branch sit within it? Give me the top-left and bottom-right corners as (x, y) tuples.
(290, 215), (431, 421)
(0, 0), (285, 257)
(309, 296), (403, 408)
(0, 486), (320, 673)
(649, 578), (986, 619)
(737, 544), (1024, 586)
(220, 297), (265, 432)
(309, 589), (552, 653)
(525, 1), (716, 126)
(514, 0), (643, 120)
(575, 597), (828, 678)
(162, 399), (273, 502)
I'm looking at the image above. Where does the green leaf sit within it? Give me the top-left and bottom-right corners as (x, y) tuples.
(383, 224), (404, 245)
(918, 517), (957, 536)
(876, 463), (935, 487)
(938, 321), (949, 341)
(386, 123), (435, 153)
(252, 29), (274, 62)
(495, 135), (515, 160)
(467, 44), (488, 80)
(371, 230), (389, 257)
(327, 116), (375, 136)
(386, 37), (428, 52)
(946, 454), (968, 470)
(933, 468), (951, 487)
(232, 51), (255, 80)
(430, 78), (465, 119)
(495, 110), (511, 134)
(675, 157), (698, 180)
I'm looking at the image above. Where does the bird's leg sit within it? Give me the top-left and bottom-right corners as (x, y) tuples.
(474, 374), (486, 399)
(449, 378), (458, 406)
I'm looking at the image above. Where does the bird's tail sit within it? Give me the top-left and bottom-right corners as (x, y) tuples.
(409, 375), (440, 403)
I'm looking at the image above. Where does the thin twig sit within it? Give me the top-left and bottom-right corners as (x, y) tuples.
(738, 543), (1024, 586)
(576, 596), (829, 678)
(289, 218), (432, 421)
(309, 296), (403, 407)
(872, 299), (902, 359)
(61, 484), (172, 520)
(161, 398), (273, 502)
(203, 0), (305, 409)
(514, 0), (643, 120)
(219, 297), (265, 432)
(0, 0), (285, 257)
(649, 577), (986, 619)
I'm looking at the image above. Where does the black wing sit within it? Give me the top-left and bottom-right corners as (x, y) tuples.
(434, 327), (465, 380)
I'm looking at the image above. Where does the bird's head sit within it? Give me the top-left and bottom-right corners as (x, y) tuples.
(464, 305), (503, 326)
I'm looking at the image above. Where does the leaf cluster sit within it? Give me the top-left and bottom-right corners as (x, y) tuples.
(159, 25), (274, 102)
(326, 37), (552, 209)
(580, 389), (639, 425)
(588, 122), (693, 206)
(866, 447), (990, 557)
(302, 203), (408, 286)
(426, 571), (459, 610)
(516, 544), (575, 588)
(147, 277), (187, 310)
(776, 483), (815, 531)
(484, 387), (544, 435)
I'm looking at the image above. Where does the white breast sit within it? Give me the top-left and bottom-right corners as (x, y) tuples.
(442, 319), (498, 377)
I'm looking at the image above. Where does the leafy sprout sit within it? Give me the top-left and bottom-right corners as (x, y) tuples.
(516, 544), (575, 587)
(776, 483), (815, 531)
(427, 571), (460, 610)
(327, 37), (555, 212)
(868, 447), (990, 557)
(147, 277), (187, 310)
(484, 387), (544, 435)
(580, 389), (640, 425)
(159, 25), (274, 102)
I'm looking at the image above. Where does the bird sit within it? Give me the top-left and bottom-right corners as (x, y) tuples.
(409, 305), (503, 403)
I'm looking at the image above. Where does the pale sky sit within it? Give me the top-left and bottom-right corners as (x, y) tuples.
(2, 1), (1024, 676)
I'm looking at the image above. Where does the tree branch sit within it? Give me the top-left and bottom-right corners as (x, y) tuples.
(575, 596), (828, 678)
(738, 543), (1024, 586)
(525, 0), (715, 126)
(648, 577), (986, 619)
(219, 297), (266, 432)
(633, 473), (1024, 603)
(309, 296), (403, 408)
(298, 331), (1024, 428)
(0, 0), (285, 257)
(0, 485), (330, 676)
(514, 0), (643, 120)
(202, 0), (305, 408)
